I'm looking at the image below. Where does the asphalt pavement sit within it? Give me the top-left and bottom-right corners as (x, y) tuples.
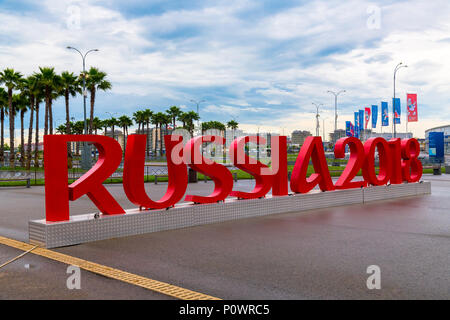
(0, 176), (449, 299)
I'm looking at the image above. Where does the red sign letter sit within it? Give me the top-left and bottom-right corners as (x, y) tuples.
(334, 137), (366, 189)
(123, 135), (188, 209)
(290, 136), (335, 193)
(184, 135), (233, 203)
(229, 136), (273, 199)
(362, 137), (392, 186)
(401, 138), (423, 183)
(44, 135), (124, 222)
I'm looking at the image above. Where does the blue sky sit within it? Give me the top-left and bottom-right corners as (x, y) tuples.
(1, 0), (450, 139)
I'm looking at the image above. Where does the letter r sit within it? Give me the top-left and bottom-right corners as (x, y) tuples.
(44, 135), (125, 222)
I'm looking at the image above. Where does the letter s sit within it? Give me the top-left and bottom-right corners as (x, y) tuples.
(229, 136), (273, 199)
(184, 135), (233, 203)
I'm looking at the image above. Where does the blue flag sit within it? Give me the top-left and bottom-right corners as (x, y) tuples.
(354, 112), (360, 138)
(359, 110), (364, 132)
(346, 121), (354, 137)
(371, 105), (378, 128)
(381, 101), (389, 126)
(393, 98), (401, 124)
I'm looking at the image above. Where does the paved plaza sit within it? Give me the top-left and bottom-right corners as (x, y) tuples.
(0, 176), (449, 299)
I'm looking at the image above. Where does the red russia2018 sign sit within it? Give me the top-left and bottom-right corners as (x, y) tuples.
(43, 135), (423, 222)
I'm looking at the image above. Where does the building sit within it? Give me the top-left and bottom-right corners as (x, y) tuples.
(366, 132), (413, 140)
(225, 129), (245, 148)
(291, 130), (312, 146)
(329, 129), (346, 142)
(23, 142), (44, 152)
(425, 125), (450, 155)
(417, 138), (426, 152)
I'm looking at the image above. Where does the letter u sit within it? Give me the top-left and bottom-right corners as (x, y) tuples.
(123, 134), (188, 209)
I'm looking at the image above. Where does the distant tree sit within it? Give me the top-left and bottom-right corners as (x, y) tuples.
(118, 115), (133, 150)
(92, 117), (103, 135)
(56, 124), (67, 134)
(36, 67), (60, 136)
(132, 110), (145, 134)
(22, 75), (40, 169)
(85, 67), (112, 134)
(0, 68), (23, 167)
(179, 111), (199, 136)
(13, 93), (29, 167)
(166, 106), (182, 128)
(0, 87), (8, 164)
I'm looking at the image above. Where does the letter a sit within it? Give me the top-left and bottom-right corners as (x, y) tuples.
(290, 136), (335, 193)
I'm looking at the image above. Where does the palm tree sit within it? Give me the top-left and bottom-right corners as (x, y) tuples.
(142, 109), (153, 157)
(180, 111), (199, 136)
(85, 67), (112, 134)
(166, 106), (182, 129)
(60, 71), (80, 167)
(56, 124), (67, 134)
(118, 115), (133, 151)
(227, 120), (239, 139)
(105, 117), (119, 140)
(72, 120), (85, 155)
(151, 112), (169, 157)
(0, 68), (23, 167)
(92, 117), (103, 135)
(13, 93), (29, 167)
(21, 75), (40, 169)
(0, 88), (8, 164)
(202, 120), (226, 134)
(34, 94), (43, 168)
(151, 112), (161, 157)
(102, 119), (110, 136)
(36, 67), (59, 136)
(132, 110), (144, 133)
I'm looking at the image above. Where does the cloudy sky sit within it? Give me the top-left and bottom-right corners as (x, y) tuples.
(1, 0), (450, 139)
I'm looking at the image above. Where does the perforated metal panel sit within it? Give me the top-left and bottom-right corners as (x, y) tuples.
(29, 181), (431, 248)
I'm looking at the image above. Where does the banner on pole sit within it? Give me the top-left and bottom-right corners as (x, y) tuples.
(371, 105), (378, 128)
(354, 112), (360, 138)
(393, 98), (401, 124)
(407, 93), (418, 122)
(346, 121), (354, 137)
(359, 110), (364, 132)
(364, 107), (371, 129)
(381, 102), (389, 126)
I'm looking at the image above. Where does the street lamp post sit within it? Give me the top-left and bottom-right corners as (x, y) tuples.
(67, 46), (99, 170)
(327, 90), (346, 143)
(393, 62), (407, 138)
(190, 99), (205, 133)
(312, 103), (323, 137)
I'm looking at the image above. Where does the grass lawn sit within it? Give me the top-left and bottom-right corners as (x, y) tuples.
(0, 166), (442, 187)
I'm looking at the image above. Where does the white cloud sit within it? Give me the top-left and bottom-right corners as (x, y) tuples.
(1, 0), (450, 140)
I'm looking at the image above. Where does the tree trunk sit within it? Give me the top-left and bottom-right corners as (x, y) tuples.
(89, 87), (96, 134)
(44, 88), (49, 136)
(65, 90), (73, 168)
(34, 103), (40, 168)
(159, 123), (163, 157)
(8, 88), (15, 168)
(20, 109), (25, 167)
(146, 122), (150, 158)
(0, 108), (4, 164)
(49, 96), (53, 135)
(122, 126), (127, 152)
(26, 96), (34, 170)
